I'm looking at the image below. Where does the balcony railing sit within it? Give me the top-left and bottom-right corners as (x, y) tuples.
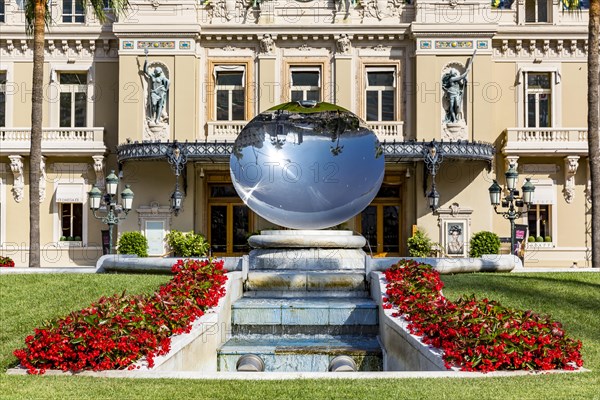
(367, 121), (405, 142)
(205, 120), (405, 143)
(0, 127), (105, 155)
(503, 128), (588, 155)
(206, 121), (247, 142)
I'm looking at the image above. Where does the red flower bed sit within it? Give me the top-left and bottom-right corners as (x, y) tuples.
(0, 256), (15, 267)
(14, 259), (227, 375)
(382, 260), (583, 372)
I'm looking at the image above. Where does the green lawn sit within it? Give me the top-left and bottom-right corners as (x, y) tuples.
(1, 272), (599, 400)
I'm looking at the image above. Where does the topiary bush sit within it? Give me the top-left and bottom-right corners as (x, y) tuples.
(117, 231), (149, 257)
(165, 230), (210, 257)
(536, 236), (544, 243)
(469, 231), (501, 258)
(527, 236), (535, 243)
(544, 236), (552, 242)
(407, 229), (433, 257)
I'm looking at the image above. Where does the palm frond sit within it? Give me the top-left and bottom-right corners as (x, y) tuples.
(85, 0), (130, 23)
(24, 0), (51, 35)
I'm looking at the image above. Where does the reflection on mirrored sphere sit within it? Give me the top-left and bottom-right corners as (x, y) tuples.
(230, 101), (385, 230)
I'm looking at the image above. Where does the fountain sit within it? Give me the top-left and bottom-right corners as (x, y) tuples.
(218, 101), (385, 372)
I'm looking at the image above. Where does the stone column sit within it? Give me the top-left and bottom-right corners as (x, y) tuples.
(257, 34), (278, 113)
(334, 34), (353, 111)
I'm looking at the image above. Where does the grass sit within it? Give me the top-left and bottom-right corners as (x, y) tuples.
(0, 272), (599, 400)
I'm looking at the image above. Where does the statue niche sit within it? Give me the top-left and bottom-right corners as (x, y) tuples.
(441, 51), (475, 141)
(142, 57), (171, 141)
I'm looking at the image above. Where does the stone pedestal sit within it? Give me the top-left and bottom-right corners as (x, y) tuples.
(248, 230), (368, 271)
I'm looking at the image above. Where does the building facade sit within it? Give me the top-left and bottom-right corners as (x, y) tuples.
(0, 0), (592, 267)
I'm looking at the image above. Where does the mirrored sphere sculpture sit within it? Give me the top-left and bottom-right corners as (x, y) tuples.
(230, 101), (385, 229)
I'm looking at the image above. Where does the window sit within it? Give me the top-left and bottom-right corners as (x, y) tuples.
(290, 67), (321, 102)
(525, 0), (549, 23)
(62, 0), (85, 23)
(207, 179), (251, 255)
(365, 68), (395, 121)
(528, 204), (551, 240)
(492, 0), (514, 9)
(60, 203), (83, 241)
(59, 73), (87, 127)
(0, 0), (5, 23)
(525, 72), (551, 128)
(215, 66), (245, 121)
(0, 72), (6, 127)
(359, 180), (402, 255)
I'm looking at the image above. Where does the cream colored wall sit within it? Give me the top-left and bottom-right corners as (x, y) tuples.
(11, 63), (35, 126)
(561, 62), (588, 127)
(414, 55), (438, 140)
(118, 56), (144, 143)
(335, 57), (353, 111)
(173, 56), (197, 141)
(118, 161), (195, 235)
(94, 62), (120, 153)
(258, 57), (277, 113)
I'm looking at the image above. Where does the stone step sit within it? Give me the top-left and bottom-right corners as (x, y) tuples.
(242, 290), (371, 299)
(249, 248), (367, 270)
(217, 334), (383, 372)
(231, 297), (378, 327)
(245, 271), (366, 292)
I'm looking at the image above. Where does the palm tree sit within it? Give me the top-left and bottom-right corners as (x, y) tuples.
(588, 0), (600, 268)
(24, 1), (128, 267)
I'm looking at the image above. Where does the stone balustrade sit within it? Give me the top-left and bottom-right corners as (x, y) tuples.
(367, 121), (405, 142)
(205, 120), (405, 143)
(503, 127), (588, 155)
(0, 127), (105, 155)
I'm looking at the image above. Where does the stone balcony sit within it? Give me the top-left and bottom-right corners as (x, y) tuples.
(0, 127), (106, 155)
(502, 127), (588, 156)
(205, 121), (404, 143)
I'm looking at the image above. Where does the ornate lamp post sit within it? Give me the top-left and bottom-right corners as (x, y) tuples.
(488, 163), (535, 255)
(88, 170), (135, 254)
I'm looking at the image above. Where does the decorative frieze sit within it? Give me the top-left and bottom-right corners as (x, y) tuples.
(0, 39), (116, 59)
(493, 38), (589, 60)
(119, 39), (194, 54)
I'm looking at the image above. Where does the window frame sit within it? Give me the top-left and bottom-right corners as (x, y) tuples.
(214, 65), (246, 122)
(525, 72), (552, 128)
(516, 65), (561, 128)
(49, 64), (94, 128)
(525, 0), (551, 23)
(58, 72), (88, 128)
(365, 67), (397, 122)
(522, 177), (557, 247)
(53, 177), (89, 247)
(62, 0), (86, 23)
(205, 174), (253, 256)
(59, 202), (83, 241)
(0, 64), (13, 127)
(289, 66), (322, 102)
(355, 175), (403, 256)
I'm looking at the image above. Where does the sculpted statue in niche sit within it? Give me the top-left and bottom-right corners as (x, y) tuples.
(142, 49), (170, 141)
(441, 50), (476, 141)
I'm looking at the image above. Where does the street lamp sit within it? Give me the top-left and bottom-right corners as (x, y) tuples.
(88, 170), (135, 254)
(488, 164), (535, 255)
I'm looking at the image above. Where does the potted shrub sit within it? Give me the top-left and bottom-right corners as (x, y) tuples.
(165, 230), (210, 257)
(469, 231), (500, 257)
(117, 231), (149, 257)
(544, 236), (552, 242)
(407, 228), (433, 257)
(536, 236), (544, 242)
(527, 236), (535, 243)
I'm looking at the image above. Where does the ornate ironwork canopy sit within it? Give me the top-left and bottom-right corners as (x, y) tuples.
(117, 139), (495, 166)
